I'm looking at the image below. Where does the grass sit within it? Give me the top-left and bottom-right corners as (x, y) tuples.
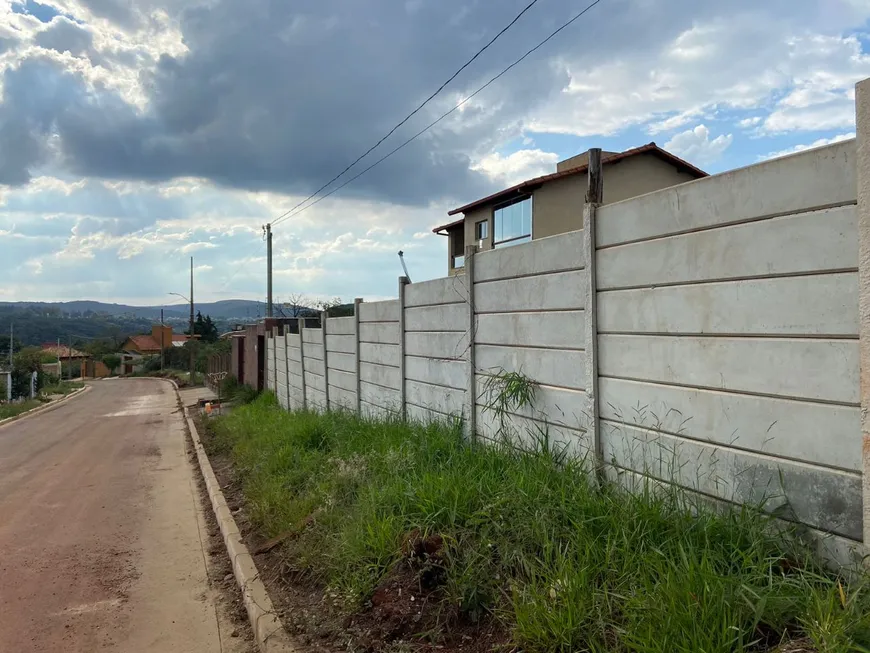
(208, 393), (870, 653)
(40, 380), (84, 396)
(0, 398), (42, 420)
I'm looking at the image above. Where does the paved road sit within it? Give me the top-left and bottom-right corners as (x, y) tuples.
(0, 379), (240, 652)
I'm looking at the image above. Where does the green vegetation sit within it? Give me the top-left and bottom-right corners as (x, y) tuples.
(218, 374), (259, 404)
(0, 399), (42, 420)
(101, 354), (121, 375)
(40, 380), (84, 397)
(208, 394), (870, 653)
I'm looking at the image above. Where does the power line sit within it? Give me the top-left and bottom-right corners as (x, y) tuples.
(267, 0), (544, 227)
(272, 0), (604, 228)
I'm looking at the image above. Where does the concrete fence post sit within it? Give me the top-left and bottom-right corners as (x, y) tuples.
(353, 298), (363, 415)
(398, 277), (410, 420)
(855, 78), (870, 554)
(283, 331), (291, 411)
(321, 310), (330, 411)
(583, 148), (602, 472)
(299, 319), (308, 411)
(464, 245), (477, 441)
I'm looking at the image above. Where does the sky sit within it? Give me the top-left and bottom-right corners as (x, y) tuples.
(0, 0), (868, 306)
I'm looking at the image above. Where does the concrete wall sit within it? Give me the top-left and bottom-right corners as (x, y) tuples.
(473, 230), (591, 453)
(263, 138), (865, 564)
(595, 139), (861, 560)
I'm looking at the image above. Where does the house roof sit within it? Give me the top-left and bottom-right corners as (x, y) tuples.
(41, 344), (89, 359)
(433, 143), (707, 233)
(124, 335), (161, 352)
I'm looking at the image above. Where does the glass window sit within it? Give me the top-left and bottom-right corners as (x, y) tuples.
(493, 197), (532, 248)
(475, 220), (489, 240)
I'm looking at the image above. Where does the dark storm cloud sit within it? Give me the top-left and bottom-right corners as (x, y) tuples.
(34, 17), (93, 57)
(0, 0), (824, 203)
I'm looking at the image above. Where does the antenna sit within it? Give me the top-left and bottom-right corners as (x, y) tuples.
(397, 251), (412, 283)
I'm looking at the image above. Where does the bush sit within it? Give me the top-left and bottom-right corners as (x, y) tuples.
(209, 397), (870, 653)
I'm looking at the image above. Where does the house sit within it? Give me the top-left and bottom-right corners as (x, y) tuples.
(120, 325), (195, 374)
(433, 142), (708, 274)
(40, 344), (90, 377)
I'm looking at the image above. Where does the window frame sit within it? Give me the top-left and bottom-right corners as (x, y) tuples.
(492, 195), (533, 248)
(475, 219), (489, 241)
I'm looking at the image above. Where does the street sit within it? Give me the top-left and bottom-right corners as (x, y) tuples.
(0, 378), (244, 652)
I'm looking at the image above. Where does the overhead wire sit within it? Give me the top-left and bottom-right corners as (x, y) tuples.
(266, 0), (544, 228)
(271, 0), (604, 228)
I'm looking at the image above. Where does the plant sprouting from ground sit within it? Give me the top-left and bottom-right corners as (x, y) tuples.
(479, 367), (538, 437)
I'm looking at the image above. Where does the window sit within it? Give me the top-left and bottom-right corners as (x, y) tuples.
(450, 226), (465, 269)
(493, 197), (532, 248)
(475, 220), (489, 241)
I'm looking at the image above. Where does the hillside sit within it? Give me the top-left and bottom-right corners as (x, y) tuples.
(0, 299), (267, 321)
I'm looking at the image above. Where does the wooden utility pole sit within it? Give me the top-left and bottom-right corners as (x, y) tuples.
(265, 223), (273, 318)
(67, 334), (72, 381)
(189, 257), (195, 384)
(160, 309), (165, 371)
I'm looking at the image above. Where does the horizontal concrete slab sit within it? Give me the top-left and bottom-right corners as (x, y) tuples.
(597, 139), (856, 247)
(302, 343), (324, 362)
(302, 328), (324, 344)
(406, 356), (467, 389)
(325, 316), (355, 335)
(601, 420), (863, 540)
(360, 361), (401, 390)
(475, 344), (586, 391)
(476, 406), (591, 459)
(405, 275), (469, 307)
(327, 368), (357, 393)
(304, 370), (326, 392)
(405, 303), (468, 332)
(406, 380), (466, 416)
(302, 357), (325, 377)
(475, 269), (586, 314)
(359, 300), (399, 323)
(476, 310), (585, 349)
(598, 273), (859, 336)
(598, 205), (857, 290)
(328, 385), (357, 410)
(325, 334), (356, 355)
(327, 351), (356, 373)
(475, 229), (585, 282)
(360, 342), (400, 367)
(405, 331), (469, 360)
(599, 334), (858, 404)
(475, 376), (590, 430)
(359, 322), (400, 345)
(599, 377), (861, 472)
(360, 381), (401, 410)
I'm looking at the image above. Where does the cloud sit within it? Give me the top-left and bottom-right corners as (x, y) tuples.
(472, 149), (559, 186)
(761, 132), (855, 160)
(664, 125), (733, 164)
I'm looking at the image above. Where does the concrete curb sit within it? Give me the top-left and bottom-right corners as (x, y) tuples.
(183, 404), (297, 653)
(0, 384), (91, 430)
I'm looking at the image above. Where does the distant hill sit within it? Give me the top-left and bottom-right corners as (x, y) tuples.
(0, 299), (268, 321)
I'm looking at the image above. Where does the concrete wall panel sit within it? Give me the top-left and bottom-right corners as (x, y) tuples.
(599, 376), (861, 472)
(302, 328), (324, 344)
(326, 317), (355, 335)
(303, 343), (324, 361)
(305, 371), (326, 393)
(476, 311), (585, 349)
(360, 342), (400, 367)
(405, 275), (469, 307)
(359, 323), (400, 344)
(598, 273), (859, 336)
(601, 421), (862, 540)
(302, 357), (325, 378)
(598, 205), (857, 290)
(475, 344), (586, 391)
(406, 380), (466, 416)
(360, 361), (402, 389)
(325, 334), (356, 354)
(475, 405), (592, 458)
(327, 368), (357, 393)
(597, 140), (856, 247)
(328, 385), (357, 410)
(475, 376), (589, 430)
(360, 381), (402, 409)
(599, 334), (858, 404)
(405, 332), (469, 360)
(475, 230), (585, 283)
(405, 303), (468, 332)
(327, 352), (356, 373)
(475, 270), (586, 313)
(406, 356), (466, 389)
(359, 300), (400, 323)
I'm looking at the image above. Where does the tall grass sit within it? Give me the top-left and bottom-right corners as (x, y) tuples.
(208, 393), (870, 652)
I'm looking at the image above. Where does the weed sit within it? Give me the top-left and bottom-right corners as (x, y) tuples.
(208, 395), (870, 652)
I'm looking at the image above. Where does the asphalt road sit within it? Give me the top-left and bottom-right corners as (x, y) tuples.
(0, 379), (244, 652)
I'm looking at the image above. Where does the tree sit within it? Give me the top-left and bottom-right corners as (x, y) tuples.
(11, 347), (44, 397)
(191, 311), (219, 343)
(102, 354), (121, 375)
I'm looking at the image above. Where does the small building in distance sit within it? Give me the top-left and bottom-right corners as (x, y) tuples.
(120, 325), (196, 374)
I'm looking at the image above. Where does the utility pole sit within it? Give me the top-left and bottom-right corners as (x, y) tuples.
(8, 323), (12, 369)
(160, 309), (165, 371)
(67, 334), (72, 381)
(265, 223), (273, 318)
(189, 256), (195, 384)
